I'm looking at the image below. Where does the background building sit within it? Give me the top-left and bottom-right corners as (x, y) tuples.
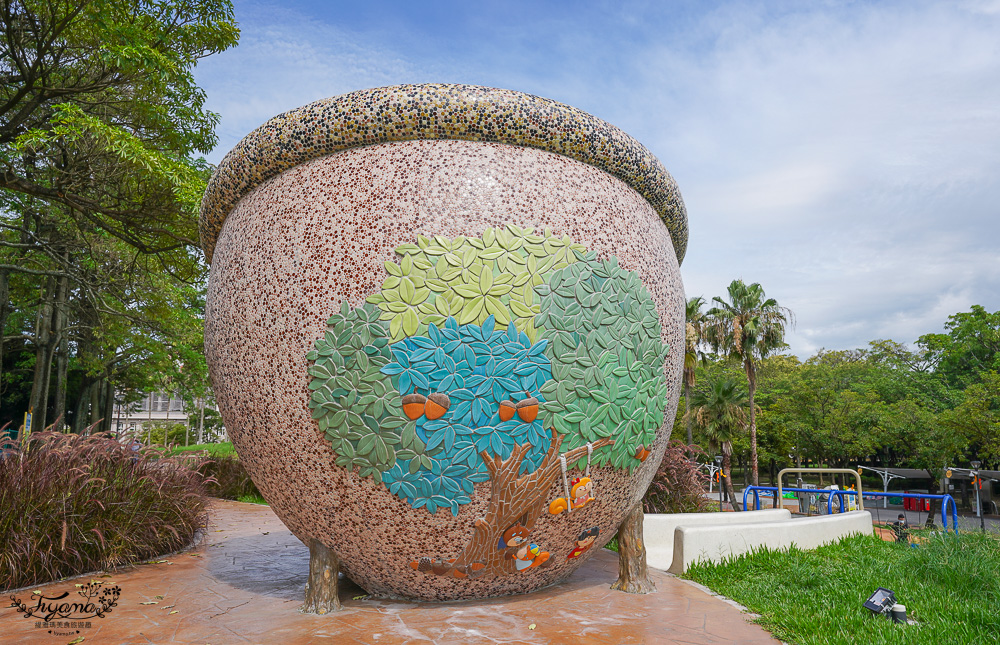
(112, 392), (224, 446)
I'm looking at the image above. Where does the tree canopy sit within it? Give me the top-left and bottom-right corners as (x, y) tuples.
(0, 0), (238, 434)
(681, 305), (1000, 496)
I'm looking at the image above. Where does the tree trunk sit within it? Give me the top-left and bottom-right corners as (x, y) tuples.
(89, 380), (101, 428)
(0, 269), (8, 402)
(147, 392), (153, 444)
(51, 271), (70, 431)
(300, 538), (342, 614)
(102, 376), (114, 434)
(611, 501), (655, 594)
(770, 458), (778, 508)
(28, 278), (55, 432)
(924, 470), (939, 528)
(73, 379), (92, 434)
(198, 398), (205, 444)
(744, 359), (759, 486)
(684, 380), (692, 445)
(411, 431), (613, 579)
(723, 442), (741, 512)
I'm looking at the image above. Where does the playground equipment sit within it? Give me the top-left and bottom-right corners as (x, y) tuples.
(743, 485), (856, 515)
(744, 486), (959, 533)
(776, 468), (865, 510)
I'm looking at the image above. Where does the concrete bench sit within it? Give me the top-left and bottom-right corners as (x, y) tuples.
(644, 509), (791, 572)
(668, 510), (873, 574)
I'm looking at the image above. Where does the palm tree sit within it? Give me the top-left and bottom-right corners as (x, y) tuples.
(705, 279), (792, 487)
(683, 296), (707, 445)
(687, 377), (748, 512)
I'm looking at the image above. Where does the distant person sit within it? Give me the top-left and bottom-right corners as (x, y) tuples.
(891, 513), (909, 543)
(130, 439), (142, 464)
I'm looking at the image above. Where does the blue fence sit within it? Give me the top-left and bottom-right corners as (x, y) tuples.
(741, 485), (959, 533)
(742, 486), (854, 514)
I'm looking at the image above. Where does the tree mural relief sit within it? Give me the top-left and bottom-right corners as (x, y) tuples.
(305, 225), (670, 578)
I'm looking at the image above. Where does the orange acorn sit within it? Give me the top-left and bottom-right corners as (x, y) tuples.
(467, 561), (487, 578)
(402, 393), (427, 420)
(425, 393), (451, 420)
(431, 558), (449, 575)
(635, 446), (651, 462)
(516, 392), (539, 423)
(498, 398), (517, 422)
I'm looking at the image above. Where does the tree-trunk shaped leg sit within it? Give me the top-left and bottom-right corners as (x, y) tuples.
(301, 538), (342, 614)
(611, 501), (656, 594)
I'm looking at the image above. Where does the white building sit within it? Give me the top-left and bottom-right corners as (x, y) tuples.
(112, 392), (224, 445)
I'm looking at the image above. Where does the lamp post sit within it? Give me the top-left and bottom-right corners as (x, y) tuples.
(971, 460), (985, 532)
(715, 455), (723, 512)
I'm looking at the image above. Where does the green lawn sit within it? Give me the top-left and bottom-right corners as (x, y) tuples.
(237, 493), (268, 505)
(170, 442), (236, 457)
(684, 531), (1000, 644)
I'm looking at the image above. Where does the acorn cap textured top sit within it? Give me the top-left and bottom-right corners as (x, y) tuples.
(199, 83), (689, 264)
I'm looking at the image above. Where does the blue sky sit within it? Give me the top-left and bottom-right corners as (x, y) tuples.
(194, 0), (1000, 359)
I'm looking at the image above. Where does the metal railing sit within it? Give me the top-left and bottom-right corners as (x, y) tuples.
(843, 491), (959, 534)
(742, 485), (856, 514)
(740, 485), (960, 533)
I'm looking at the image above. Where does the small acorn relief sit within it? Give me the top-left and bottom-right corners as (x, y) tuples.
(425, 393), (451, 420)
(498, 398), (517, 422)
(516, 392), (539, 423)
(401, 393), (427, 420)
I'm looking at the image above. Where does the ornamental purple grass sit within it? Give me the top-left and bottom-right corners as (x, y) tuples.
(0, 432), (209, 591)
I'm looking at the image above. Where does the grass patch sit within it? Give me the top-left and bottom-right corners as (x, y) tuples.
(1, 432), (208, 591)
(684, 531), (1000, 644)
(237, 493), (268, 505)
(170, 442), (235, 457)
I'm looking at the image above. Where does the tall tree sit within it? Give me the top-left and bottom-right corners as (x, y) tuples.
(918, 306), (1000, 388)
(705, 279), (792, 486)
(683, 296), (707, 445)
(0, 0), (238, 431)
(686, 376), (748, 512)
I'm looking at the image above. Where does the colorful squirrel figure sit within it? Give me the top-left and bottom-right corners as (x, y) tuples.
(548, 476), (595, 514)
(498, 522), (551, 571)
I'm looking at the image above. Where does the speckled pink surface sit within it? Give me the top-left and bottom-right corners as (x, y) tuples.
(205, 139), (685, 600)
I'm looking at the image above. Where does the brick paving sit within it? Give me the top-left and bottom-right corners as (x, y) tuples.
(2, 500), (780, 644)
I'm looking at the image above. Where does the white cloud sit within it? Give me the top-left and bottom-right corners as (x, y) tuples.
(196, 1), (1000, 359)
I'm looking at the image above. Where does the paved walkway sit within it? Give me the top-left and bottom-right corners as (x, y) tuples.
(2, 500), (780, 644)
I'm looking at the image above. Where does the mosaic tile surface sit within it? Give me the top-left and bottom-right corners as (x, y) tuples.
(203, 134), (686, 601)
(198, 83), (688, 265)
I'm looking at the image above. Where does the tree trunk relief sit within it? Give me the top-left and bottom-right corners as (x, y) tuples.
(411, 430), (613, 579)
(611, 501), (655, 594)
(301, 538), (342, 614)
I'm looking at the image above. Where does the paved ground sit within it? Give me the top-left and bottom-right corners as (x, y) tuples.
(2, 500), (781, 645)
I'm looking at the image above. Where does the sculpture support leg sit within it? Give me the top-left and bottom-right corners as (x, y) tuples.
(301, 538), (342, 614)
(611, 501), (656, 594)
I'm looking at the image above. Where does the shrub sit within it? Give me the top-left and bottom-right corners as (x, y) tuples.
(642, 441), (712, 514)
(0, 432), (208, 591)
(197, 455), (259, 501)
